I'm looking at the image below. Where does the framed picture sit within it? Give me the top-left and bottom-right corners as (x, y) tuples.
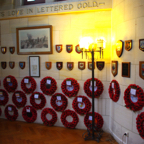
(16, 25), (52, 55)
(139, 61), (144, 80)
(122, 62), (130, 78)
(29, 56), (40, 77)
(139, 39), (144, 52)
(125, 40), (132, 51)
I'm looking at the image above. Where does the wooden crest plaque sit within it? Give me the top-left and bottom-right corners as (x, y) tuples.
(78, 62), (85, 70)
(1, 47), (6, 54)
(67, 62), (74, 70)
(56, 45), (62, 53)
(125, 40), (132, 51)
(19, 62), (25, 69)
(139, 61), (144, 80)
(139, 39), (144, 52)
(45, 62), (52, 70)
(116, 40), (123, 57)
(75, 44), (82, 54)
(56, 62), (63, 70)
(66, 45), (73, 53)
(112, 61), (118, 77)
(96, 61), (105, 71)
(1, 62), (7, 69)
(9, 61), (15, 69)
(88, 62), (95, 70)
(9, 47), (15, 54)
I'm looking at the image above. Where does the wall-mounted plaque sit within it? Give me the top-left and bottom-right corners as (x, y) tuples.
(96, 61), (105, 71)
(1, 62), (6, 69)
(45, 62), (52, 70)
(56, 62), (63, 70)
(66, 45), (73, 53)
(116, 40), (123, 57)
(78, 62), (85, 70)
(19, 62), (25, 69)
(67, 62), (74, 70)
(112, 61), (118, 77)
(88, 62), (95, 70)
(139, 39), (144, 52)
(125, 40), (132, 51)
(139, 61), (144, 80)
(9, 61), (15, 69)
(56, 45), (62, 53)
(1, 47), (6, 54)
(122, 62), (130, 78)
(9, 47), (15, 54)
(75, 44), (82, 54)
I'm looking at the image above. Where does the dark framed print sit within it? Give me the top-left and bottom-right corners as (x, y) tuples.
(139, 61), (144, 80)
(56, 44), (62, 53)
(45, 62), (52, 70)
(66, 45), (73, 53)
(29, 56), (40, 77)
(9, 47), (15, 54)
(19, 62), (25, 69)
(78, 61), (85, 70)
(88, 62), (95, 70)
(96, 61), (105, 71)
(1, 47), (6, 54)
(75, 44), (82, 54)
(9, 61), (15, 69)
(16, 25), (52, 55)
(125, 40), (132, 51)
(116, 40), (123, 57)
(122, 62), (130, 78)
(112, 61), (118, 77)
(67, 62), (74, 70)
(139, 39), (144, 52)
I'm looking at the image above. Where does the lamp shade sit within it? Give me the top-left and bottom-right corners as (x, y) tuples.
(79, 37), (93, 49)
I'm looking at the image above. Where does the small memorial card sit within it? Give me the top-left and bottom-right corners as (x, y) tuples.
(26, 108), (31, 112)
(8, 107), (12, 111)
(89, 116), (92, 121)
(66, 80), (71, 86)
(46, 79), (51, 84)
(34, 94), (39, 99)
(24, 78), (29, 84)
(15, 93), (20, 98)
(90, 80), (96, 86)
(130, 88), (136, 95)
(77, 97), (82, 103)
(112, 82), (115, 89)
(57, 96), (61, 101)
(0, 91), (3, 96)
(7, 78), (11, 82)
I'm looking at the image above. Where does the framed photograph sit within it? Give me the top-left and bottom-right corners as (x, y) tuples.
(125, 40), (132, 51)
(139, 61), (144, 80)
(122, 62), (130, 78)
(16, 25), (52, 55)
(29, 56), (40, 77)
(139, 39), (144, 52)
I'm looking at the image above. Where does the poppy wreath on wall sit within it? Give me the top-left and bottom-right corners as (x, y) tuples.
(40, 76), (57, 95)
(61, 109), (79, 129)
(136, 112), (144, 139)
(22, 105), (37, 123)
(84, 78), (103, 98)
(108, 80), (120, 102)
(0, 89), (9, 106)
(84, 112), (104, 130)
(124, 84), (144, 112)
(12, 91), (27, 108)
(3, 75), (18, 93)
(41, 108), (57, 126)
(30, 92), (46, 109)
(21, 76), (36, 94)
(5, 104), (18, 121)
(72, 95), (91, 115)
(50, 93), (68, 112)
(61, 78), (80, 98)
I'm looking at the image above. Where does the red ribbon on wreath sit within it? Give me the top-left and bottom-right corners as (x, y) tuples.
(41, 108), (57, 126)
(124, 84), (144, 111)
(40, 76), (57, 95)
(61, 78), (80, 98)
(5, 104), (18, 121)
(108, 80), (120, 102)
(3, 75), (18, 93)
(30, 92), (46, 109)
(22, 105), (37, 123)
(72, 95), (91, 115)
(61, 109), (79, 129)
(84, 78), (103, 98)
(0, 89), (9, 106)
(50, 93), (68, 112)
(12, 91), (27, 108)
(136, 112), (144, 139)
(84, 112), (104, 130)
(0, 107), (2, 116)
(21, 76), (36, 94)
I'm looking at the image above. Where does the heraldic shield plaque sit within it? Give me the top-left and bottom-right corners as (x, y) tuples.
(1, 62), (6, 69)
(111, 61), (118, 77)
(66, 45), (73, 53)
(116, 40), (123, 57)
(67, 62), (74, 70)
(88, 62), (95, 70)
(139, 39), (144, 52)
(139, 61), (144, 80)
(9, 61), (15, 69)
(19, 62), (25, 69)
(56, 62), (63, 70)
(96, 61), (105, 71)
(45, 62), (52, 70)
(78, 62), (85, 70)
(9, 47), (15, 54)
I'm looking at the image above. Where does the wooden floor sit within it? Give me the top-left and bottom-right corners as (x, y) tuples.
(0, 118), (118, 144)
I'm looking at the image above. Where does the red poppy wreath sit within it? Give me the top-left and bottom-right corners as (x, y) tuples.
(5, 104), (18, 121)
(136, 112), (144, 139)
(0, 89), (9, 106)
(41, 108), (57, 126)
(3, 75), (18, 93)
(12, 91), (27, 108)
(22, 105), (37, 123)
(30, 92), (46, 109)
(50, 93), (68, 112)
(84, 112), (104, 131)
(124, 84), (144, 112)
(84, 78), (103, 98)
(108, 80), (120, 102)
(72, 95), (91, 115)
(61, 78), (80, 98)
(21, 76), (36, 94)
(61, 109), (79, 129)
(40, 76), (57, 95)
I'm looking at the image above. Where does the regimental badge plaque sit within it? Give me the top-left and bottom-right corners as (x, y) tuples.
(45, 62), (52, 70)
(66, 45), (73, 53)
(56, 45), (62, 53)
(139, 61), (144, 80)
(19, 62), (25, 69)
(9, 47), (15, 54)
(122, 62), (130, 78)
(111, 61), (118, 77)
(1, 47), (6, 54)
(67, 62), (74, 70)
(96, 61), (105, 71)
(56, 62), (63, 70)
(9, 61), (15, 69)
(75, 44), (82, 54)
(78, 62), (85, 70)
(116, 40), (124, 57)
(139, 39), (144, 52)
(125, 40), (132, 51)
(1, 62), (6, 69)
(88, 62), (95, 70)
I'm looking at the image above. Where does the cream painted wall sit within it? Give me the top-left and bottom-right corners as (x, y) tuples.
(111, 0), (144, 143)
